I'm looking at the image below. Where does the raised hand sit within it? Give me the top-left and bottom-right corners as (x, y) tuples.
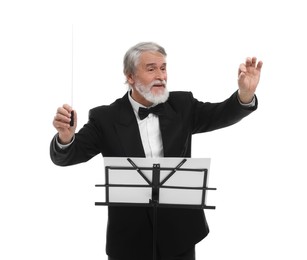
(238, 57), (263, 103)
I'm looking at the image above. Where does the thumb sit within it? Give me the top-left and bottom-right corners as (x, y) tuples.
(238, 72), (246, 85)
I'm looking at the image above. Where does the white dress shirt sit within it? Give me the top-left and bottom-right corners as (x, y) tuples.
(128, 92), (164, 158)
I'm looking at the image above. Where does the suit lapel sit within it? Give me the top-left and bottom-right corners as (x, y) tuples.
(159, 102), (183, 157)
(114, 93), (145, 157)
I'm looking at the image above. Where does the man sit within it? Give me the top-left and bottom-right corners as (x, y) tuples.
(50, 42), (263, 260)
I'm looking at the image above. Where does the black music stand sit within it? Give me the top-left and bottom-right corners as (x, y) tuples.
(95, 157), (216, 260)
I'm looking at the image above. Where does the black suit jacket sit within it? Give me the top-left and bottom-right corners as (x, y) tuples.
(50, 91), (257, 259)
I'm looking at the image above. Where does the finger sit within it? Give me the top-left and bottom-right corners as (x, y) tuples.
(251, 57), (257, 67)
(54, 108), (73, 129)
(238, 63), (246, 77)
(63, 103), (73, 112)
(238, 71), (246, 83)
(57, 104), (73, 117)
(256, 60), (263, 71)
(245, 57), (252, 67)
(62, 104), (76, 126)
(57, 106), (71, 117)
(53, 117), (71, 129)
(55, 112), (71, 123)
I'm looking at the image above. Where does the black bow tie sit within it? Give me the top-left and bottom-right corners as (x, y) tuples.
(138, 103), (165, 120)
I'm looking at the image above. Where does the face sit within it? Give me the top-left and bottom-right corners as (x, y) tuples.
(127, 51), (169, 107)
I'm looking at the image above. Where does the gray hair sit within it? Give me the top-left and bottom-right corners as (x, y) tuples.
(123, 42), (167, 81)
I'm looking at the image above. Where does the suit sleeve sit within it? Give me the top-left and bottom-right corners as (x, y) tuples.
(191, 90), (257, 134)
(50, 108), (103, 166)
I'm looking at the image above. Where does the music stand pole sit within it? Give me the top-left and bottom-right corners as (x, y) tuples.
(151, 164), (160, 260)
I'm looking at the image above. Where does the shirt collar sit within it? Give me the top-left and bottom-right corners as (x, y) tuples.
(128, 90), (148, 120)
(128, 89), (145, 109)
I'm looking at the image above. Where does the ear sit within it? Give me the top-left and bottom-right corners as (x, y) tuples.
(126, 73), (135, 86)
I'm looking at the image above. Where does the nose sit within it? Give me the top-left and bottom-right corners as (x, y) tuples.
(155, 69), (166, 80)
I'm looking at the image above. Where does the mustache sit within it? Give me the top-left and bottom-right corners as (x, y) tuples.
(150, 80), (167, 87)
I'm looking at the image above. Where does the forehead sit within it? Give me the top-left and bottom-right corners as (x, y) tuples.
(138, 51), (166, 66)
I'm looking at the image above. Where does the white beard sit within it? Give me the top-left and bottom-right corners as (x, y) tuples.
(134, 80), (169, 105)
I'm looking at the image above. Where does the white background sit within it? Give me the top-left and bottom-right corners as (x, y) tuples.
(1, 0), (306, 259)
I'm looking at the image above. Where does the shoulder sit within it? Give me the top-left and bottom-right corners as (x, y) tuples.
(168, 91), (194, 103)
(166, 91), (197, 109)
(168, 91), (193, 99)
(89, 93), (129, 118)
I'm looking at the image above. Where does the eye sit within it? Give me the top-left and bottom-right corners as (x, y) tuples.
(147, 66), (156, 72)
